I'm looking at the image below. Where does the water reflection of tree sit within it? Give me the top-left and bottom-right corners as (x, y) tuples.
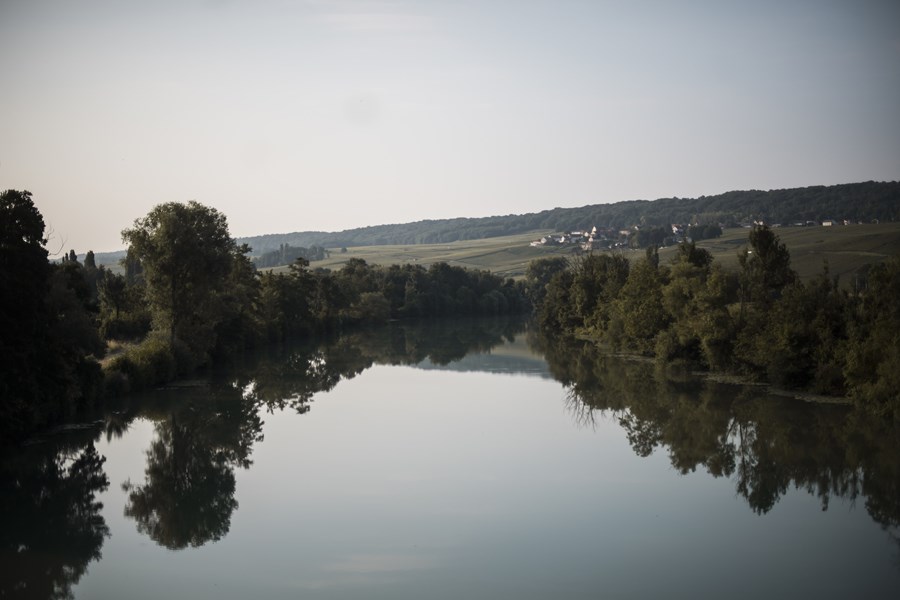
(0, 440), (110, 599)
(122, 317), (525, 550)
(532, 330), (900, 531)
(245, 344), (349, 413)
(244, 317), (524, 414)
(122, 386), (263, 550)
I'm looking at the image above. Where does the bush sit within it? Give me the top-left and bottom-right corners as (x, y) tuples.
(103, 335), (176, 394)
(100, 311), (151, 340)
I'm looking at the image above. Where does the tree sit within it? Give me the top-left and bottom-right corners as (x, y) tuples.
(576, 253), (630, 336)
(0, 189), (50, 336)
(258, 258), (319, 341)
(1, 190), (106, 442)
(534, 254), (630, 337)
(737, 225), (795, 313)
(524, 256), (569, 310)
(121, 201), (244, 362)
(687, 223), (722, 241)
(98, 271), (127, 319)
(655, 242), (717, 365)
(1, 191), (52, 439)
(212, 243), (261, 356)
(844, 256), (900, 417)
(738, 268), (850, 390)
(734, 226), (798, 377)
(614, 256), (670, 354)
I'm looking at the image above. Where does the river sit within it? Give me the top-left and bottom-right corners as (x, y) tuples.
(2, 318), (898, 599)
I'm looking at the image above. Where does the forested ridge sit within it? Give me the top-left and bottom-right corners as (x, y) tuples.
(239, 181), (898, 253)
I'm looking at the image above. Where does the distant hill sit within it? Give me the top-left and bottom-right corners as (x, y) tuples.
(237, 181), (899, 256)
(88, 181), (898, 265)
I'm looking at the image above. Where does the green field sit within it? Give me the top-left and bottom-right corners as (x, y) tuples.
(687, 223), (900, 285)
(270, 231), (570, 278)
(270, 223), (900, 283)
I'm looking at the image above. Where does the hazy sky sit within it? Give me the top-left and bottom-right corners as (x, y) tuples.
(2, 0), (898, 252)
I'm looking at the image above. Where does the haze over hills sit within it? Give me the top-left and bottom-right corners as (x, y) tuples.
(89, 181), (898, 265)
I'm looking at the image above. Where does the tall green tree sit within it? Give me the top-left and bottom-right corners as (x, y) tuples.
(737, 225), (795, 313)
(656, 242), (721, 366)
(844, 256), (900, 417)
(1, 190), (105, 442)
(738, 268), (850, 390)
(1, 190), (51, 439)
(121, 201), (245, 362)
(524, 256), (569, 310)
(735, 226), (798, 376)
(258, 258), (319, 341)
(573, 253), (630, 336)
(613, 256), (669, 353)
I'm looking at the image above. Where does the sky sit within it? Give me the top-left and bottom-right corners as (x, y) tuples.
(1, 0), (899, 253)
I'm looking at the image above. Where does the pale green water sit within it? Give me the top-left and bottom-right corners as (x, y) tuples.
(2, 320), (898, 599)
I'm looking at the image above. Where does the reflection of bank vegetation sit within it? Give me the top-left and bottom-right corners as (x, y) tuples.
(121, 386), (263, 550)
(533, 330), (900, 539)
(3, 317), (899, 597)
(0, 438), (110, 599)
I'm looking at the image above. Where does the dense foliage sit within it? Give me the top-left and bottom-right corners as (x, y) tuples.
(109, 207), (526, 397)
(530, 226), (900, 419)
(121, 201), (254, 359)
(0, 193), (527, 444)
(257, 258), (527, 343)
(1, 191), (105, 444)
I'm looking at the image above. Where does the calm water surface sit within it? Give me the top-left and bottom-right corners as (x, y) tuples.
(2, 320), (898, 599)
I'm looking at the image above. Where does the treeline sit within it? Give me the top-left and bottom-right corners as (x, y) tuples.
(256, 258), (526, 344)
(0, 191), (527, 446)
(238, 181), (898, 251)
(527, 226), (900, 419)
(253, 243), (327, 268)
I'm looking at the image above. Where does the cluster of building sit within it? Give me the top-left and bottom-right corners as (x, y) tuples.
(529, 225), (682, 251)
(744, 219), (872, 228)
(528, 217), (870, 253)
